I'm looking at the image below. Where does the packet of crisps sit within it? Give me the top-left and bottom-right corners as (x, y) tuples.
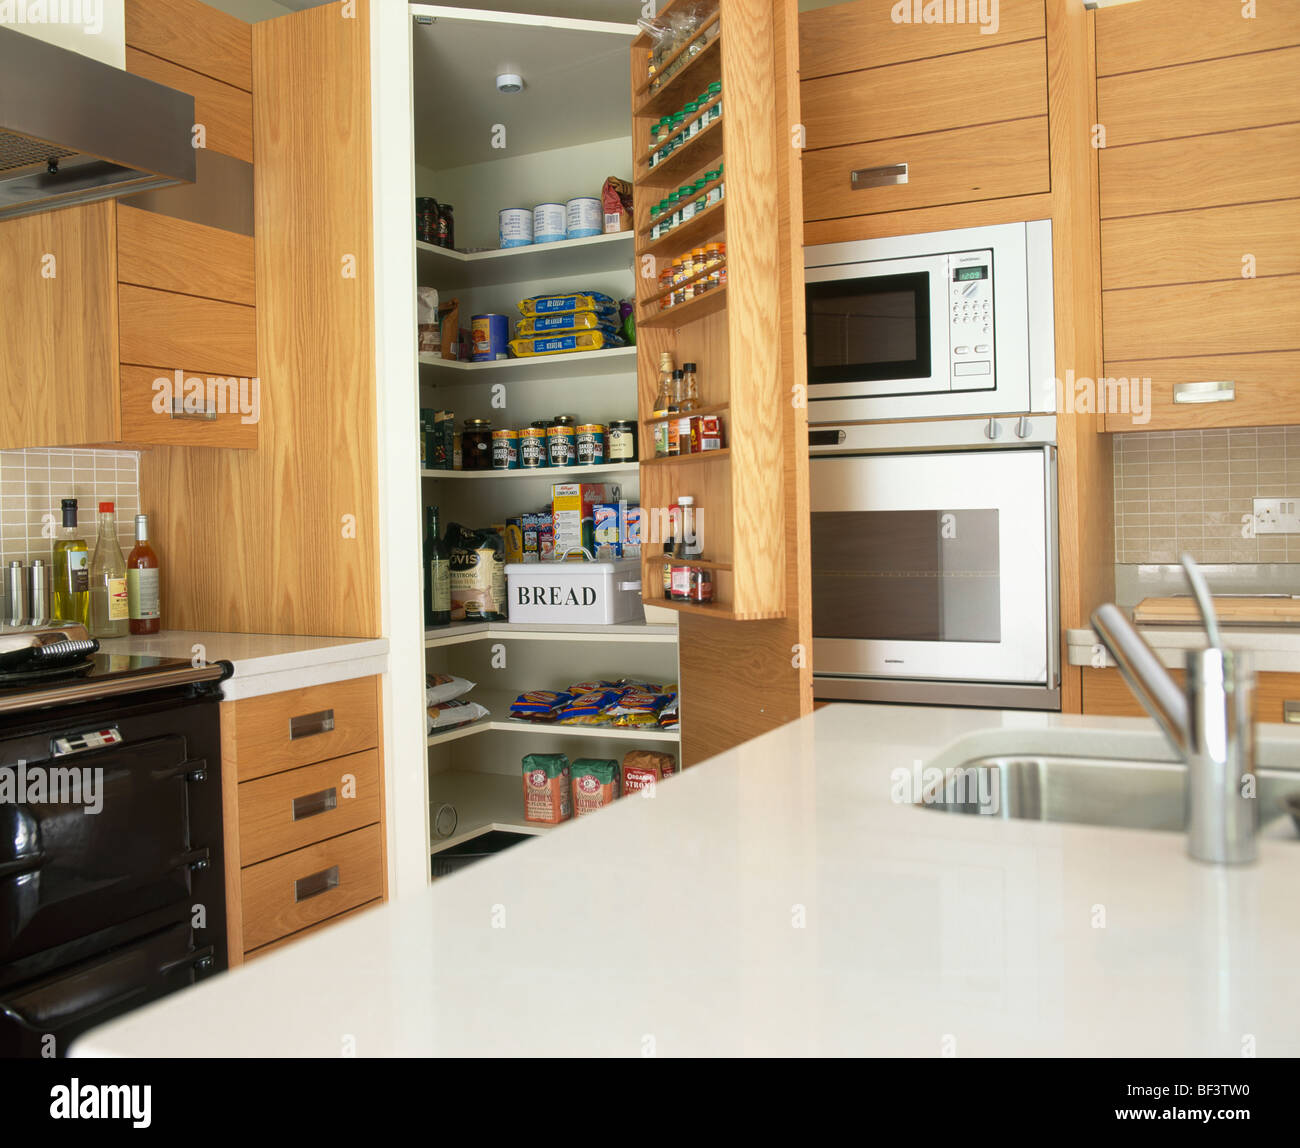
(510, 690), (574, 720)
(557, 688), (619, 724)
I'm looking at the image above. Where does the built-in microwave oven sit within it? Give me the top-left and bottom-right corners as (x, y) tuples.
(804, 220), (1056, 423)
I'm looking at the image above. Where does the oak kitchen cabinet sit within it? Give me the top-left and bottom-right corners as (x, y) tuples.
(1096, 0), (1300, 431)
(1082, 667), (1300, 727)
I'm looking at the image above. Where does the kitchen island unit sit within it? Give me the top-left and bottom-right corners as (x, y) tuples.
(72, 703), (1300, 1057)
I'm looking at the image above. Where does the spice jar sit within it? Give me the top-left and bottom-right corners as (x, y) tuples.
(462, 418), (492, 470)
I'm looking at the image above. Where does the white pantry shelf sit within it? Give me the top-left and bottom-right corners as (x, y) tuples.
(416, 231), (634, 290)
(423, 619), (678, 648)
(427, 770), (553, 856)
(417, 345), (636, 385)
(425, 689), (680, 746)
(420, 461), (638, 482)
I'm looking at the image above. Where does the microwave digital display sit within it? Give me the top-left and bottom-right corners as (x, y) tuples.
(954, 266), (988, 281)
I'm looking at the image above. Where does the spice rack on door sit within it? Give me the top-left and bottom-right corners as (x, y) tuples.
(630, 0), (787, 622)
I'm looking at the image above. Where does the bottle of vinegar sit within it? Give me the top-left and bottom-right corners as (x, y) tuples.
(88, 501), (128, 639)
(127, 513), (161, 635)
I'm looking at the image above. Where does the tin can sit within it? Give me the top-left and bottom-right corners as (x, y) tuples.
(470, 314), (509, 362)
(491, 428), (519, 470)
(575, 423), (607, 466)
(565, 196), (602, 239)
(520, 424), (549, 469)
(499, 208), (532, 248)
(546, 420), (577, 468)
(533, 203), (566, 244)
(608, 419), (638, 462)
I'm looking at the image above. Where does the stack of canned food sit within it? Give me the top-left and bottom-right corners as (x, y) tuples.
(647, 82), (722, 170)
(656, 242), (727, 311)
(648, 166), (725, 243)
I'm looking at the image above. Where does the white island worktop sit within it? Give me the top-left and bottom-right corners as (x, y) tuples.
(73, 704), (1300, 1058)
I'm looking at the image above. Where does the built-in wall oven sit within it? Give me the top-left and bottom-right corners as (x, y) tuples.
(804, 220), (1055, 423)
(810, 420), (1060, 709)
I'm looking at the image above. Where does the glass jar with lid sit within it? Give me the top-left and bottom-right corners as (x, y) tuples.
(462, 418), (493, 471)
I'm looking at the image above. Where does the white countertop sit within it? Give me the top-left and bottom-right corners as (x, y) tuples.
(1067, 625), (1300, 672)
(72, 704), (1300, 1058)
(97, 630), (389, 700)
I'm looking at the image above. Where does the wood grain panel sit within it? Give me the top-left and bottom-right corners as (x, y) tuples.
(803, 192), (1053, 246)
(238, 749), (381, 865)
(1098, 47), (1300, 147)
(219, 702), (244, 965)
(0, 202), (119, 449)
(1103, 276), (1300, 360)
(125, 0), (253, 91)
(1100, 352), (1300, 432)
(243, 899), (382, 960)
(803, 116), (1049, 221)
(139, 0), (380, 637)
(223, 677), (380, 783)
(802, 38), (1047, 151)
(1095, 0), (1300, 76)
(799, 0), (1045, 80)
(125, 46), (253, 163)
(1099, 124), (1300, 218)
(1101, 200), (1300, 290)
(239, 824), (383, 951)
(117, 205), (254, 304)
(119, 364), (258, 448)
(118, 284), (256, 375)
(1083, 667), (1300, 726)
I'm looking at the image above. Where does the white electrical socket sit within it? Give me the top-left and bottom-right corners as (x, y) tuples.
(1252, 498), (1300, 534)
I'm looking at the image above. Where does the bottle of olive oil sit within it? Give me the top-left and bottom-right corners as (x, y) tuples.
(88, 502), (129, 639)
(51, 498), (89, 626)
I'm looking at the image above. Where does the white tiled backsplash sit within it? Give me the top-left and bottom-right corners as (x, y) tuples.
(0, 449), (140, 568)
(1114, 427), (1300, 564)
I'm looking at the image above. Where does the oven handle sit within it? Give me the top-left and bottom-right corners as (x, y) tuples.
(0, 803), (44, 878)
(0, 661), (232, 715)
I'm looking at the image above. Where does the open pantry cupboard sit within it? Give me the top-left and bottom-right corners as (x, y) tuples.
(409, 6), (683, 867)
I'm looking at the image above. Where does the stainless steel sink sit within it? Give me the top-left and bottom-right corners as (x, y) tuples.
(915, 754), (1300, 836)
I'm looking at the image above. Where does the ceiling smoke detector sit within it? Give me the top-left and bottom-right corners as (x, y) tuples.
(496, 73), (524, 94)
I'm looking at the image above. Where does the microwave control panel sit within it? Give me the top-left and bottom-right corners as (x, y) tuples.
(947, 250), (994, 391)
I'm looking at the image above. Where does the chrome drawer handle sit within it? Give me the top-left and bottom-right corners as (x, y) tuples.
(289, 708), (335, 739)
(1173, 380), (1235, 404)
(1284, 700), (1300, 724)
(851, 163), (908, 189)
(292, 786), (338, 821)
(294, 865), (339, 902)
(169, 399), (218, 422)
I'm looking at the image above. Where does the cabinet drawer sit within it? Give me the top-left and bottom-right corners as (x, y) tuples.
(224, 677), (379, 782)
(803, 116), (1049, 222)
(238, 749), (381, 865)
(118, 283), (257, 377)
(243, 898), (381, 960)
(1101, 201), (1300, 291)
(118, 363), (258, 449)
(799, 0), (1044, 80)
(1101, 352), (1300, 432)
(117, 205), (254, 305)
(1103, 277), (1300, 361)
(240, 824), (383, 951)
(1096, 0), (1300, 75)
(1100, 124), (1300, 219)
(1099, 47), (1300, 148)
(802, 38), (1046, 151)
(1083, 667), (1300, 726)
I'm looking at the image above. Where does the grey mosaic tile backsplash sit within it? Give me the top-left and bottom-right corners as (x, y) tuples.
(1114, 427), (1300, 564)
(0, 449), (140, 568)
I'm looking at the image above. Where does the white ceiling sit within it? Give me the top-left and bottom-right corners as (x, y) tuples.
(412, 10), (633, 171)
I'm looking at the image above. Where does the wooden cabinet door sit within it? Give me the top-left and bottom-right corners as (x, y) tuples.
(0, 203), (120, 449)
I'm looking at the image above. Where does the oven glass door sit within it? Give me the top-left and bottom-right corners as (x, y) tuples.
(810, 448), (1052, 684)
(805, 254), (950, 401)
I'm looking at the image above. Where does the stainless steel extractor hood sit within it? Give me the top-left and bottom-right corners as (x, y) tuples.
(0, 26), (196, 222)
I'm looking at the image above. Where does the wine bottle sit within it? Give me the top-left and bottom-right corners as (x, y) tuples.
(127, 513), (161, 635)
(425, 505), (451, 627)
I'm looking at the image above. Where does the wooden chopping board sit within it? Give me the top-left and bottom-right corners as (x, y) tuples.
(1133, 596), (1300, 625)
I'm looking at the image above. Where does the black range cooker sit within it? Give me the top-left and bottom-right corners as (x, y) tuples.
(0, 624), (231, 1057)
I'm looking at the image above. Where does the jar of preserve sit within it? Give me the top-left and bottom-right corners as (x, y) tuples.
(608, 420), (638, 462)
(462, 418), (493, 470)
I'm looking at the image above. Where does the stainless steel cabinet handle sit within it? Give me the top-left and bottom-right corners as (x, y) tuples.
(292, 786), (338, 821)
(1284, 700), (1300, 724)
(169, 399), (218, 422)
(851, 163), (908, 189)
(295, 865), (340, 902)
(289, 708), (335, 739)
(1173, 380), (1235, 404)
